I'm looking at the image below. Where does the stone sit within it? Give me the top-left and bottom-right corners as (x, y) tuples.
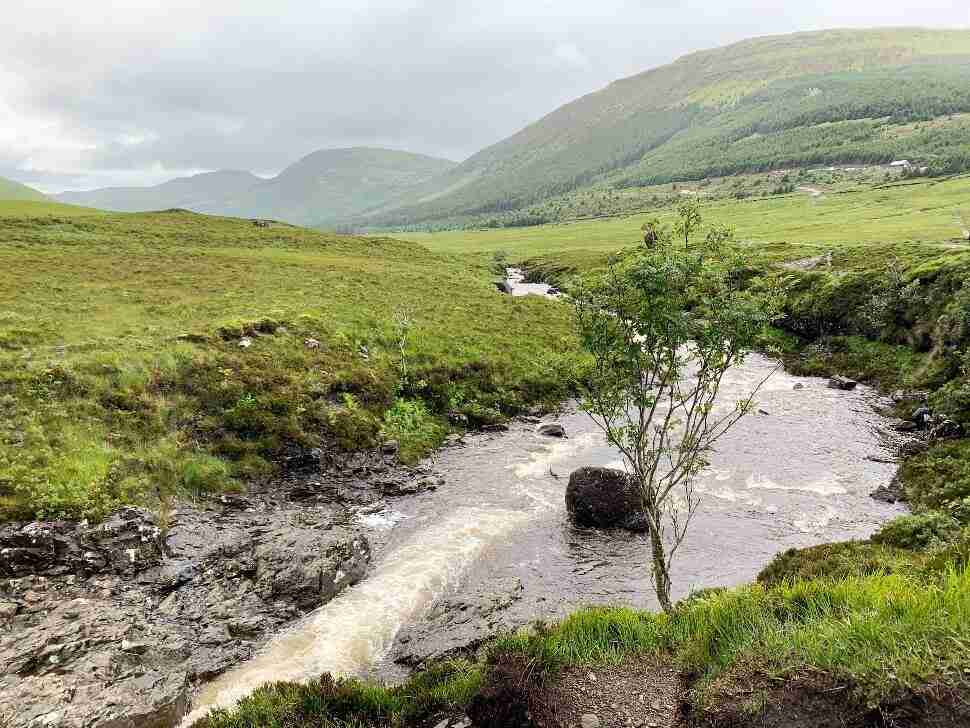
(911, 406), (932, 424)
(793, 383), (805, 390)
(304, 338), (321, 349)
(581, 714), (602, 728)
(238, 336), (253, 348)
(381, 440), (400, 456)
(931, 418), (963, 440)
(494, 280), (513, 294)
(894, 420), (919, 432)
(827, 375), (857, 391)
(0, 602), (18, 619)
(537, 422), (566, 438)
(566, 467), (648, 532)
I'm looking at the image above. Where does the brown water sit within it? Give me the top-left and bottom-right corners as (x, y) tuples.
(184, 283), (905, 721)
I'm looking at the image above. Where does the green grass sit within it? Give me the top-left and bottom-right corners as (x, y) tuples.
(493, 566), (970, 703)
(398, 175), (970, 263)
(195, 565), (970, 726)
(0, 201), (581, 520)
(0, 177), (47, 203)
(193, 660), (483, 728)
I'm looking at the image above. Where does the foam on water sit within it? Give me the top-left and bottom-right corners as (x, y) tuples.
(182, 506), (532, 723)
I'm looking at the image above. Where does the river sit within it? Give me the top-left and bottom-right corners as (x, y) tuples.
(183, 275), (905, 721)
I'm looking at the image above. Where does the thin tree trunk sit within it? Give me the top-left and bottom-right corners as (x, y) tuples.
(648, 518), (673, 614)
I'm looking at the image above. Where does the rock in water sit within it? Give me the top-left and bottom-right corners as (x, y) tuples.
(565, 467), (648, 532)
(537, 422), (566, 438)
(494, 280), (513, 294)
(827, 375), (858, 391)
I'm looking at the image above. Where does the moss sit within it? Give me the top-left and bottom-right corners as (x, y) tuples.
(871, 513), (961, 551)
(757, 541), (923, 587)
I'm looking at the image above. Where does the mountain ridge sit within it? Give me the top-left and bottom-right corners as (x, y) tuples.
(55, 147), (457, 226)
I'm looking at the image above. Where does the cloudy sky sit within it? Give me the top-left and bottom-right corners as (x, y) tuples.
(3, 1), (969, 192)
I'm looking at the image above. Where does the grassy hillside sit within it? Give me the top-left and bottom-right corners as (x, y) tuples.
(399, 174), (970, 264)
(0, 201), (578, 521)
(0, 177), (47, 202)
(55, 170), (263, 214)
(358, 28), (970, 229)
(54, 148), (457, 227)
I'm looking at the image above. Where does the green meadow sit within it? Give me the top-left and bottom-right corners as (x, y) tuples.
(400, 174), (970, 265)
(0, 200), (579, 520)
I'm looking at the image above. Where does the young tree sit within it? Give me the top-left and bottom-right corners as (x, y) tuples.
(572, 207), (778, 613)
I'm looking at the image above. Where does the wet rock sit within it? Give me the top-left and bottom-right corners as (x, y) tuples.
(930, 418), (963, 440)
(393, 577), (524, 667)
(483, 423), (510, 433)
(871, 479), (906, 504)
(899, 439), (930, 457)
(827, 376), (857, 391)
(894, 420), (919, 433)
(382, 440), (400, 456)
(304, 337), (321, 349)
(494, 280), (513, 295)
(1, 482), (378, 728)
(581, 714), (602, 728)
(0, 508), (163, 579)
(911, 406), (932, 427)
(537, 422), (566, 438)
(565, 467), (648, 532)
(793, 383), (805, 390)
(892, 389), (927, 405)
(238, 336), (253, 348)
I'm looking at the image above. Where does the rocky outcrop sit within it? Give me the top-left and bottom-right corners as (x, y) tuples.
(0, 444), (450, 728)
(565, 467), (648, 532)
(0, 507), (164, 579)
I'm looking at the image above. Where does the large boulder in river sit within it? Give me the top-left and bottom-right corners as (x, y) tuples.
(565, 467), (648, 532)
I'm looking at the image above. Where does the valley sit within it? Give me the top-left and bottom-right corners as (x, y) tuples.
(2, 24), (970, 728)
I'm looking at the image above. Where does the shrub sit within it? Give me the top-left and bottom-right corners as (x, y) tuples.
(897, 440), (970, 516)
(758, 541), (920, 587)
(381, 399), (446, 463)
(871, 513), (960, 550)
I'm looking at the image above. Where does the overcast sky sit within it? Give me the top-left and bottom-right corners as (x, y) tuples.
(3, 1), (969, 192)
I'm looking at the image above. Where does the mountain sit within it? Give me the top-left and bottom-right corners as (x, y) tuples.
(56, 170), (262, 214)
(0, 177), (47, 202)
(55, 148), (457, 226)
(357, 27), (970, 228)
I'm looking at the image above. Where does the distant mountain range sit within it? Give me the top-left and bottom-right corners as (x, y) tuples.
(39, 27), (970, 230)
(0, 177), (47, 202)
(54, 148), (457, 226)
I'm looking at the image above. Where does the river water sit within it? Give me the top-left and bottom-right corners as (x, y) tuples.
(184, 277), (905, 721)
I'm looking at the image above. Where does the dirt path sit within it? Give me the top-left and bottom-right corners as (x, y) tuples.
(537, 656), (683, 728)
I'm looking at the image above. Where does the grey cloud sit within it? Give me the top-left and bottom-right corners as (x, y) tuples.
(2, 0), (968, 191)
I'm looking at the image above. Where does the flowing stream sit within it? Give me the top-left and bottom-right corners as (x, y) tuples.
(184, 275), (905, 721)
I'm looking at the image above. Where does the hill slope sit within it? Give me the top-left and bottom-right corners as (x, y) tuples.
(56, 170), (262, 214)
(55, 148), (457, 226)
(0, 176), (47, 202)
(358, 27), (970, 228)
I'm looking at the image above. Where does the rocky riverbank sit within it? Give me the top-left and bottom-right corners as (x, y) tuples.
(0, 447), (439, 728)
